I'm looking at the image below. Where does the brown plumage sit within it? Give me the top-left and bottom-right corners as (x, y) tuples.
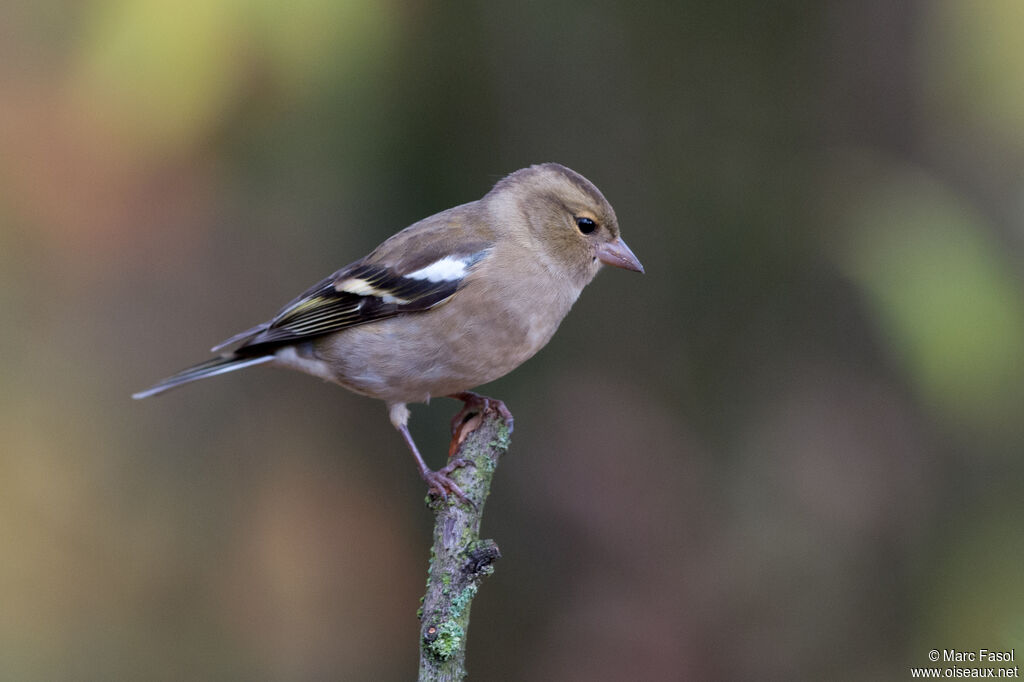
(134, 163), (643, 501)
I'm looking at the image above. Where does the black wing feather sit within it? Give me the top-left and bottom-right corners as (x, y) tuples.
(221, 250), (488, 353)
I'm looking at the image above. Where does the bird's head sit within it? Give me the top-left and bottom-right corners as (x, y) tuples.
(487, 163), (644, 287)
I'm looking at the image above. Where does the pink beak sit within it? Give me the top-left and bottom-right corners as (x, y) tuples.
(596, 237), (644, 273)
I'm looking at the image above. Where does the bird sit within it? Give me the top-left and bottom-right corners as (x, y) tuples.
(134, 163), (643, 502)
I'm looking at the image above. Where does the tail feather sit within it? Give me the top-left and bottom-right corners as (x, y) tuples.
(209, 323), (269, 354)
(132, 355), (274, 399)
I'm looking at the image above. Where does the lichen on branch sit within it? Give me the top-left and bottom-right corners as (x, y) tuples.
(417, 411), (509, 681)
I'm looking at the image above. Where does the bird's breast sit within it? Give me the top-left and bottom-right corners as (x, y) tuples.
(311, 262), (580, 405)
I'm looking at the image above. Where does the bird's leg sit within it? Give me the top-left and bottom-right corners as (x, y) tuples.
(447, 391), (515, 456)
(395, 420), (472, 504)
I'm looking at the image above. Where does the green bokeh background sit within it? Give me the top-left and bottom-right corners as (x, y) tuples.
(2, 1), (1022, 679)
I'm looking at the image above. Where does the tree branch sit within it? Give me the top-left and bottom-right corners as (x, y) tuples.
(417, 410), (510, 681)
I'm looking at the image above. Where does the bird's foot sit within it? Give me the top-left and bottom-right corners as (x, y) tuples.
(447, 392), (514, 456)
(448, 391), (514, 435)
(422, 457), (474, 504)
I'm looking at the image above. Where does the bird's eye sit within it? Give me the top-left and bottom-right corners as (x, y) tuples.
(575, 216), (597, 234)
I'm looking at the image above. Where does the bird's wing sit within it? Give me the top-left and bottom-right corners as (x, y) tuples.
(213, 241), (492, 353)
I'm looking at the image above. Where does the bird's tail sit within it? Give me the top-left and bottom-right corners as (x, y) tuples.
(132, 355), (274, 399)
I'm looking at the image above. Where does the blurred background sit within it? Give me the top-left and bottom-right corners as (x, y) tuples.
(2, 0), (1022, 679)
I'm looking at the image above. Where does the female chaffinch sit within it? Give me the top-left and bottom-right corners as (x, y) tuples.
(135, 163), (643, 501)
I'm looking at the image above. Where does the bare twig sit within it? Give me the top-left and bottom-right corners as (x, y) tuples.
(417, 410), (510, 681)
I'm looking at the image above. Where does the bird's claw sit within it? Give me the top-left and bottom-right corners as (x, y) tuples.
(448, 392), (515, 436)
(423, 458), (474, 505)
